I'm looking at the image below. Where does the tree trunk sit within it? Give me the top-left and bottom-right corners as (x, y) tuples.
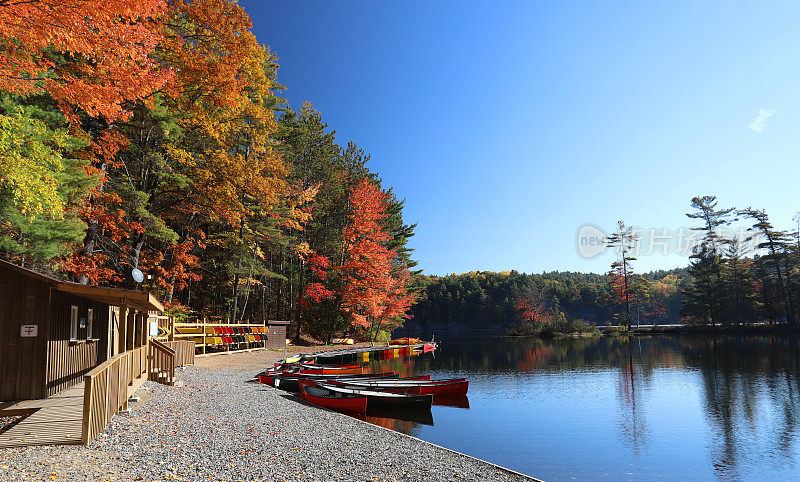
(295, 257), (304, 340)
(128, 233), (146, 289)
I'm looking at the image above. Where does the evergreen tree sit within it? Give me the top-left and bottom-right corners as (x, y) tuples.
(681, 196), (734, 324)
(721, 238), (759, 324)
(606, 220), (638, 329)
(739, 208), (795, 323)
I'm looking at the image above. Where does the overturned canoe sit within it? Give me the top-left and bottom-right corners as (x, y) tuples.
(326, 378), (469, 396)
(310, 381), (433, 410)
(272, 372), (398, 392)
(299, 383), (367, 413)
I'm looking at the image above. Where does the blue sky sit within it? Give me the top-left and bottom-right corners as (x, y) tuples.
(241, 1), (800, 275)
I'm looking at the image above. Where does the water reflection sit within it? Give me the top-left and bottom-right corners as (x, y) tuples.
(616, 350), (648, 456)
(368, 333), (800, 479)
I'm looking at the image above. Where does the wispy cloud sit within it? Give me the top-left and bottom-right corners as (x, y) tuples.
(749, 108), (775, 133)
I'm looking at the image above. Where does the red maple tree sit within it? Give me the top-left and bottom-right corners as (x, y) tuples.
(514, 296), (550, 329)
(340, 179), (415, 340)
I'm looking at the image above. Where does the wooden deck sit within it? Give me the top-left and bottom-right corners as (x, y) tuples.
(0, 371), (149, 448)
(0, 383), (85, 448)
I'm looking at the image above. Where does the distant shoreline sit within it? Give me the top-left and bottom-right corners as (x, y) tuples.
(400, 323), (800, 338)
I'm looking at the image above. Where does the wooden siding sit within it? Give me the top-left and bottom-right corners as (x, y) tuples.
(0, 265), (50, 401)
(45, 290), (109, 397)
(266, 322), (289, 348)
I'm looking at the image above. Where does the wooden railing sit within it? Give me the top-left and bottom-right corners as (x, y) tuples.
(81, 345), (148, 445)
(148, 339), (176, 386)
(148, 313), (173, 341)
(162, 340), (195, 366)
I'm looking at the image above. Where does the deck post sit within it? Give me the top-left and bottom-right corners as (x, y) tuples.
(119, 302), (128, 356)
(81, 377), (93, 445)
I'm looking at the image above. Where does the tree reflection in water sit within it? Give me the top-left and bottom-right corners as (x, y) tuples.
(360, 332), (800, 477)
(616, 338), (649, 456)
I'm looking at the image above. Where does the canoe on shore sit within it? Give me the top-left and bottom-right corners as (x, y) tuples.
(296, 365), (363, 376)
(281, 342), (436, 365)
(299, 383), (368, 413)
(270, 374), (431, 392)
(272, 373), (398, 392)
(325, 378), (469, 396)
(308, 381), (433, 410)
(258, 371), (396, 387)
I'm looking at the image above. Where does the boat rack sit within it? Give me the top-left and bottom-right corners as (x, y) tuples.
(172, 321), (270, 355)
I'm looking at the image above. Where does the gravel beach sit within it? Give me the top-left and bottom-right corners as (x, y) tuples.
(0, 348), (535, 481)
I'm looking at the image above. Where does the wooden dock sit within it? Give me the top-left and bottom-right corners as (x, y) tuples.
(0, 383), (85, 448)
(293, 342), (435, 365)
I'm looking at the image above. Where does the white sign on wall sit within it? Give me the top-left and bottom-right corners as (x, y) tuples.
(20, 325), (38, 337)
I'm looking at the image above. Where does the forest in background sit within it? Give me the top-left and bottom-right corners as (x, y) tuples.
(408, 269), (686, 333)
(0, 0), (416, 342)
(410, 195), (800, 335)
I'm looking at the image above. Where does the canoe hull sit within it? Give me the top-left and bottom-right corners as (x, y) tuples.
(417, 381), (469, 396)
(272, 372), (400, 392)
(325, 378), (468, 396)
(300, 385), (367, 413)
(314, 381), (433, 410)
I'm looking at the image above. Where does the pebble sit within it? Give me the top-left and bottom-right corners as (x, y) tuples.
(0, 365), (533, 481)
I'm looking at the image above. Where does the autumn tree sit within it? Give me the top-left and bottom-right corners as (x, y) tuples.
(513, 285), (551, 334)
(0, 0), (422, 336)
(68, 0), (288, 300)
(0, 0), (172, 121)
(341, 179), (415, 342)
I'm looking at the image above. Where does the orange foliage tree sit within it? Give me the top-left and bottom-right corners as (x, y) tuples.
(0, 1), (420, 338)
(341, 179), (415, 341)
(0, 0), (172, 121)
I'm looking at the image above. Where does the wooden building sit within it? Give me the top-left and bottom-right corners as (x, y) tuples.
(0, 260), (163, 402)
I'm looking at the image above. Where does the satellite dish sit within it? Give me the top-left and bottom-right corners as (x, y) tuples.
(131, 268), (144, 283)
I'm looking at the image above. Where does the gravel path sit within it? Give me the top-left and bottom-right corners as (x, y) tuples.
(0, 351), (535, 481)
(0, 417), (21, 434)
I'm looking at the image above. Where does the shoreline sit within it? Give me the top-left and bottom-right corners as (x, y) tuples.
(0, 347), (536, 481)
(496, 322), (800, 339)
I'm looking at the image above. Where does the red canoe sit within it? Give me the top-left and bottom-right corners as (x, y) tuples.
(258, 371), (399, 386)
(299, 383), (368, 413)
(326, 378), (469, 396)
(297, 366), (363, 375)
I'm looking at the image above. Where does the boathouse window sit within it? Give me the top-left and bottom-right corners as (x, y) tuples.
(70, 305), (79, 340)
(86, 308), (94, 340)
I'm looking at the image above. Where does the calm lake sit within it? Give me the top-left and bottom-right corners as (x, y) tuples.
(366, 333), (800, 480)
